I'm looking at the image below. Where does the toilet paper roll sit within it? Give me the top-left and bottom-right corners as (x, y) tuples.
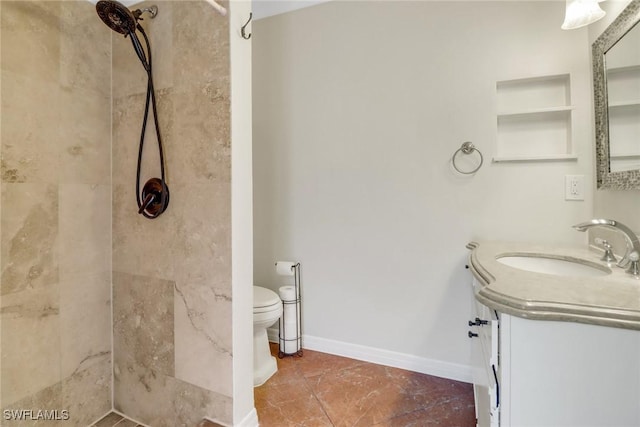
(275, 261), (296, 276)
(279, 338), (298, 354)
(282, 303), (297, 324)
(279, 287), (298, 328)
(280, 319), (298, 333)
(279, 318), (299, 354)
(278, 284), (300, 354)
(278, 285), (296, 302)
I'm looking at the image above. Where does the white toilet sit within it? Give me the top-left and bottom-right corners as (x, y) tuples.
(253, 286), (282, 387)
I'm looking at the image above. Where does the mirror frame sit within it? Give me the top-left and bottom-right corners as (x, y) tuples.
(593, 0), (640, 190)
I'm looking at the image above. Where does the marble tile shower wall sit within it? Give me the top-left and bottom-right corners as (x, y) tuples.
(111, 2), (232, 426)
(0, 1), (112, 425)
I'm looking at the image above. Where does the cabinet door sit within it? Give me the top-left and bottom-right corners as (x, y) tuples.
(506, 316), (640, 427)
(473, 382), (492, 427)
(471, 279), (500, 427)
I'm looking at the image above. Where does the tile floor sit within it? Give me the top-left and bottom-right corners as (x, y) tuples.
(92, 412), (224, 427)
(92, 412), (144, 427)
(254, 343), (476, 427)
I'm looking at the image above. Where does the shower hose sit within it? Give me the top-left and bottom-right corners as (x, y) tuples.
(132, 24), (168, 219)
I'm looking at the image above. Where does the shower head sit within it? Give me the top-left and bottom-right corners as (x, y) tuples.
(96, 0), (137, 35)
(96, 0), (153, 72)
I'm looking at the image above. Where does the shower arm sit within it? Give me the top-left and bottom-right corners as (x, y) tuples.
(139, 6), (158, 18)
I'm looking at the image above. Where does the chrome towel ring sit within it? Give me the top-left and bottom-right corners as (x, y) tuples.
(453, 141), (483, 174)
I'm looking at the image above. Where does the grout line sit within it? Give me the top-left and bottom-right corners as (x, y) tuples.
(111, 409), (151, 427)
(109, 25), (115, 416)
(295, 355), (335, 427)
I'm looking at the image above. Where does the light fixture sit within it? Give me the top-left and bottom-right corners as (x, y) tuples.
(561, 0), (606, 30)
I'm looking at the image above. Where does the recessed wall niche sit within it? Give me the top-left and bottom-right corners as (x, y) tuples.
(606, 63), (640, 172)
(495, 74), (575, 162)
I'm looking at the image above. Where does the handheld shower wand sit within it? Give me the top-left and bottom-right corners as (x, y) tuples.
(96, 0), (169, 219)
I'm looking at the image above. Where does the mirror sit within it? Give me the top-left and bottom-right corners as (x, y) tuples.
(593, 0), (640, 189)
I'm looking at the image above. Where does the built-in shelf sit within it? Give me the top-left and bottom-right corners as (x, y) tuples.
(492, 154), (578, 163)
(495, 74), (573, 162)
(497, 106), (575, 117)
(610, 152), (640, 159)
(609, 100), (640, 108)
(607, 65), (640, 173)
(606, 64), (640, 75)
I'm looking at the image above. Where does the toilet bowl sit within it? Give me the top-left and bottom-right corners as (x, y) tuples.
(253, 286), (282, 387)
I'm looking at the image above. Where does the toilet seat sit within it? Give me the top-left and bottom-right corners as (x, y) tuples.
(254, 286), (281, 313)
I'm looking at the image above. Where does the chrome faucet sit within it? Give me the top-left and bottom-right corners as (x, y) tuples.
(594, 238), (617, 265)
(573, 219), (640, 277)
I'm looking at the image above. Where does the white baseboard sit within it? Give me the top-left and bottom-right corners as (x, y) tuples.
(267, 326), (279, 343)
(232, 408), (259, 427)
(267, 327), (471, 384)
(202, 408), (258, 427)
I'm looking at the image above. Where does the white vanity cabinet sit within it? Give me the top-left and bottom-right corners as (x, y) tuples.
(470, 277), (499, 427)
(470, 278), (640, 427)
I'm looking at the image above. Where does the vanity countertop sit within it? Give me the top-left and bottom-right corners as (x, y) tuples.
(468, 241), (640, 330)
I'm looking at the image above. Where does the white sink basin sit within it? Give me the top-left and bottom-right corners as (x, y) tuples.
(496, 254), (611, 278)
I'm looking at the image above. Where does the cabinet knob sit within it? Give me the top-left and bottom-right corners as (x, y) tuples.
(468, 331), (479, 338)
(468, 317), (489, 327)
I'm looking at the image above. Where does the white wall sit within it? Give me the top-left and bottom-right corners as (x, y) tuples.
(252, 1), (594, 379)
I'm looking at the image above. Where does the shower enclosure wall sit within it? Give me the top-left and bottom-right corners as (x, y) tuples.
(0, 1), (236, 425)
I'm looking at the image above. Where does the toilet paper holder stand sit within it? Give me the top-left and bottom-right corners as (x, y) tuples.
(278, 262), (303, 358)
